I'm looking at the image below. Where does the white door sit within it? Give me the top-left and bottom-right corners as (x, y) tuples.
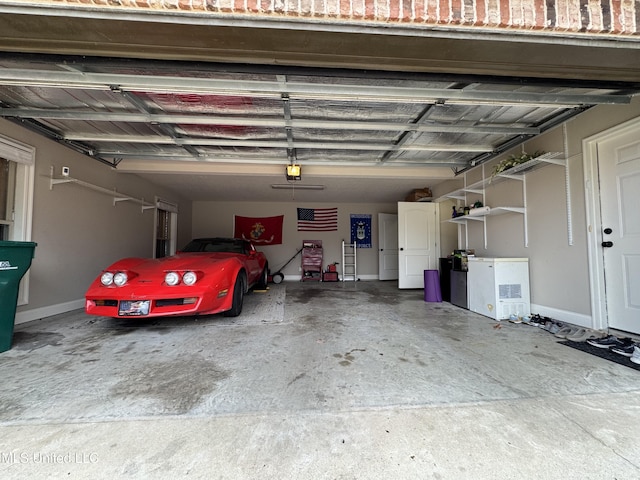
(398, 202), (438, 289)
(378, 213), (398, 281)
(597, 128), (640, 334)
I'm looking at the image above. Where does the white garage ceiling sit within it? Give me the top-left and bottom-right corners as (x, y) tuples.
(0, 54), (638, 202)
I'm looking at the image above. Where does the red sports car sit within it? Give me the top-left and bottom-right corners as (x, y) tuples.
(85, 237), (268, 318)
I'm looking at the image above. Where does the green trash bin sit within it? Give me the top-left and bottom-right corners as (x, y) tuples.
(0, 241), (37, 353)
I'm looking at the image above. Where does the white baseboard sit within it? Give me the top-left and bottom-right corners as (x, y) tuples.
(15, 299), (84, 325)
(530, 303), (594, 329)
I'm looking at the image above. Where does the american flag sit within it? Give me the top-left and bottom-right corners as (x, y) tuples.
(297, 207), (338, 231)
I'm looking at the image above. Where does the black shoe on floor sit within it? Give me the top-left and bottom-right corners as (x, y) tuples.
(587, 335), (633, 349)
(610, 343), (638, 357)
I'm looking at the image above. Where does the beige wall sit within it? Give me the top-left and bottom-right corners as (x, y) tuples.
(0, 119), (192, 323)
(192, 201), (397, 279)
(438, 97), (640, 324)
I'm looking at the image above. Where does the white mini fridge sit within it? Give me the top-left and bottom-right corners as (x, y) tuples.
(467, 257), (530, 320)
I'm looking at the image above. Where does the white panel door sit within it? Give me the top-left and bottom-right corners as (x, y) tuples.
(598, 130), (640, 333)
(378, 213), (398, 281)
(398, 202), (438, 289)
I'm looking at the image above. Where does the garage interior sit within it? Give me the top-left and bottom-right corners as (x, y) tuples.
(1, 5), (640, 479)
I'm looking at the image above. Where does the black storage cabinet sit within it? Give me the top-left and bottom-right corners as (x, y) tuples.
(439, 257), (452, 302)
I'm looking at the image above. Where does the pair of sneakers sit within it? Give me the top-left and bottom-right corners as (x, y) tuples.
(587, 335), (640, 364)
(613, 344), (640, 364)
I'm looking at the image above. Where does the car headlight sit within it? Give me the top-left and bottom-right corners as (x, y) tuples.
(101, 272), (114, 286)
(182, 271), (198, 286)
(113, 272), (128, 286)
(165, 271), (180, 286)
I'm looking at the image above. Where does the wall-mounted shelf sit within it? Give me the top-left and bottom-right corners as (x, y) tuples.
(439, 152), (566, 202)
(437, 152), (565, 248)
(489, 206), (526, 215)
(446, 206), (527, 224)
(448, 215), (485, 224)
(49, 167), (155, 213)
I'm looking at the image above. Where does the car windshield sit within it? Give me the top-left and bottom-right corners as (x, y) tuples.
(181, 238), (246, 254)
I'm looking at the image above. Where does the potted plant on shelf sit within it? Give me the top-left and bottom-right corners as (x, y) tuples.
(491, 151), (545, 179)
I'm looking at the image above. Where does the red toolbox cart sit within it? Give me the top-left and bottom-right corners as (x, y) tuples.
(301, 240), (323, 281)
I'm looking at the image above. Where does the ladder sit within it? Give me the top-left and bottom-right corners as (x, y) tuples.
(341, 240), (357, 281)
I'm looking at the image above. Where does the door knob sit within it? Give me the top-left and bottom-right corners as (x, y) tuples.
(602, 241), (614, 248)
(400, 247), (404, 251)
(603, 228), (613, 235)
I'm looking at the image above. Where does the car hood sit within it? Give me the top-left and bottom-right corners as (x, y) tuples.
(113, 253), (239, 273)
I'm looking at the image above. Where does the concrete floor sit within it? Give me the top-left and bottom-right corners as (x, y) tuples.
(1, 281), (639, 479)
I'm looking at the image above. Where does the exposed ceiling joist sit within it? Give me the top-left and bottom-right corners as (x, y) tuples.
(0, 108), (541, 135)
(96, 151), (470, 167)
(0, 68), (633, 106)
(61, 135), (494, 152)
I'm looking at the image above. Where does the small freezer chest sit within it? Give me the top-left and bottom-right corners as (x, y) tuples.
(467, 257), (530, 320)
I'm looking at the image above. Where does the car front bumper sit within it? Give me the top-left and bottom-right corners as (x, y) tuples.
(85, 284), (233, 318)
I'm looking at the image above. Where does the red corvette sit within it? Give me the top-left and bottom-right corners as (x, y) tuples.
(85, 237), (268, 318)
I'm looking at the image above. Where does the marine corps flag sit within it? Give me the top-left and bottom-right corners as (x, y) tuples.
(234, 215), (284, 245)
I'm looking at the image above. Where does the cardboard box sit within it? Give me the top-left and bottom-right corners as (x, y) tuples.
(405, 188), (433, 202)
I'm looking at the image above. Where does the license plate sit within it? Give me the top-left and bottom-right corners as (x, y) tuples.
(118, 300), (150, 316)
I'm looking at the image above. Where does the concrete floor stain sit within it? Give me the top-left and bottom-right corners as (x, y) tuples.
(287, 285), (399, 306)
(287, 372), (306, 386)
(365, 291), (400, 306)
(335, 348), (367, 366)
(115, 341), (137, 355)
(0, 398), (25, 417)
(11, 331), (64, 351)
(110, 359), (229, 414)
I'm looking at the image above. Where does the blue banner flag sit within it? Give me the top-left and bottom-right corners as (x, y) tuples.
(350, 214), (372, 248)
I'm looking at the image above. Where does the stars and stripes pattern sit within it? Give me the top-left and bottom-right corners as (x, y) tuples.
(297, 207), (338, 231)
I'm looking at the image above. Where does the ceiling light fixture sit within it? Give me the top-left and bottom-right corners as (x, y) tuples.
(285, 164), (302, 181)
(271, 184), (324, 190)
